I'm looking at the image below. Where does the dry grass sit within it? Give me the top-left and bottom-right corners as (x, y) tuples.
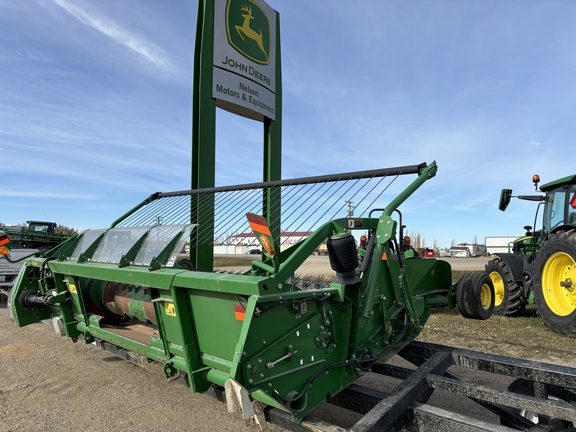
(418, 307), (576, 367)
(418, 270), (576, 368)
(213, 255), (256, 267)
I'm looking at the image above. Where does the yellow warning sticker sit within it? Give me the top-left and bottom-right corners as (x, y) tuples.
(165, 302), (176, 317)
(69, 284), (77, 294)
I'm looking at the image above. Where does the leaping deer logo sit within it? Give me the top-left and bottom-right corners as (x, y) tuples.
(235, 4), (269, 63)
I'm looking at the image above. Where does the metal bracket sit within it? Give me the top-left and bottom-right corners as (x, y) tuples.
(225, 379), (255, 419)
(224, 380), (269, 431)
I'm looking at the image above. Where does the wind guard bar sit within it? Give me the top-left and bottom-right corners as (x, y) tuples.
(110, 162), (433, 253)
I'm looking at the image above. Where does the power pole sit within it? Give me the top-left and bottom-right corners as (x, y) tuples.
(345, 200), (356, 218)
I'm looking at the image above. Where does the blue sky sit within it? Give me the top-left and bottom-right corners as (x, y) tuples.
(2, 0), (576, 248)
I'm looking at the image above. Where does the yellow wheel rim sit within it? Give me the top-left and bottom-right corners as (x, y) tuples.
(489, 271), (504, 307)
(542, 252), (576, 316)
(480, 282), (492, 310)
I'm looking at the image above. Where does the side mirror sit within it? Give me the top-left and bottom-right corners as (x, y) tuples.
(499, 189), (512, 211)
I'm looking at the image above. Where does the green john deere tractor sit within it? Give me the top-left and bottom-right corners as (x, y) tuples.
(487, 173), (576, 336)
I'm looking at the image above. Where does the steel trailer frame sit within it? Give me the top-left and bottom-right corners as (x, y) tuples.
(93, 337), (576, 431)
(274, 340), (576, 431)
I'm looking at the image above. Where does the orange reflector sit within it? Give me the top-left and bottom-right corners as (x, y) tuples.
(246, 214), (272, 236)
(381, 252), (387, 260)
(234, 304), (246, 321)
(571, 193), (576, 209)
(0, 246), (8, 256)
(0, 237), (9, 247)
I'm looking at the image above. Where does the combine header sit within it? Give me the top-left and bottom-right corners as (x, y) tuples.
(6, 161), (498, 426)
(8, 165), (576, 431)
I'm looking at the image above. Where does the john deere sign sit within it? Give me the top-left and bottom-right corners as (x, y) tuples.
(191, 0), (281, 269)
(226, 1), (270, 65)
(213, 0), (277, 121)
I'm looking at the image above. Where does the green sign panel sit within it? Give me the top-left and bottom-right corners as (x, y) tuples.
(226, 0), (270, 65)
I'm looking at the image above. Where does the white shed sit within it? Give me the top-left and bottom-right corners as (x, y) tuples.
(485, 236), (520, 255)
(450, 243), (487, 257)
(449, 247), (470, 258)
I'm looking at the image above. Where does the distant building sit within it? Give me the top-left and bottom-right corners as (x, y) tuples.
(449, 246), (470, 258)
(215, 231), (313, 254)
(223, 231), (312, 246)
(449, 243), (487, 257)
(485, 236), (520, 255)
(437, 248), (450, 257)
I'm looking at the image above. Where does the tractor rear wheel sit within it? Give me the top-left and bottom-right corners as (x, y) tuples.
(456, 272), (495, 320)
(176, 259), (195, 271)
(533, 230), (576, 337)
(485, 257), (526, 316)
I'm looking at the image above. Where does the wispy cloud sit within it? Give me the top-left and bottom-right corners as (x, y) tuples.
(0, 190), (100, 200)
(51, 0), (178, 76)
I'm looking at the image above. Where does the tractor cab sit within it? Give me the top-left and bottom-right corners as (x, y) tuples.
(498, 174), (576, 251)
(26, 221), (57, 234)
(539, 175), (576, 234)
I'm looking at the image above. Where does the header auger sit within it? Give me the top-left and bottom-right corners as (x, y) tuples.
(5, 161), (494, 425)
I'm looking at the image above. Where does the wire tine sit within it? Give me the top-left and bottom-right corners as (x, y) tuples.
(279, 181), (338, 239)
(114, 166), (421, 255)
(264, 182), (303, 232)
(206, 190), (249, 245)
(129, 199), (165, 226)
(198, 191), (243, 244)
(212, 188), (259, 237)
(313, 179), (362, 231)
(274, 182), (323, 233)
(358, 174), (399, 218)
(324, 177), (377, 222)
(171, 196), (191, 225)
(200, 188), (261, 245)
(284, 177), (350, 239)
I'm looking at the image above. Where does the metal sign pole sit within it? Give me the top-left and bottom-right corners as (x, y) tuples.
(191, 0), (282, 270)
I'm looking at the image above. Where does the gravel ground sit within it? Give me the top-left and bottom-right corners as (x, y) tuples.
(0, 302), (285, 432)
(437, 256), (492, 271)
(0, 255), (512, 432)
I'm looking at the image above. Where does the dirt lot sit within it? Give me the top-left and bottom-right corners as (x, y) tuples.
(0, 301), (286, 432)
(2, 255), (576, 430)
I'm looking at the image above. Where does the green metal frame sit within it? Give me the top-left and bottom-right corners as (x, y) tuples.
(9, 160), (459, 420)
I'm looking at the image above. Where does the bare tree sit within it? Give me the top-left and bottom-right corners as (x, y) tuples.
(55, 225), (79, 236)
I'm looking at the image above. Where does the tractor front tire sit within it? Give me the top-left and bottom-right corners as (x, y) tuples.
(533, 230), (576, 337)
(456, 272), (495, 320)
(485, 257), (526, 316)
